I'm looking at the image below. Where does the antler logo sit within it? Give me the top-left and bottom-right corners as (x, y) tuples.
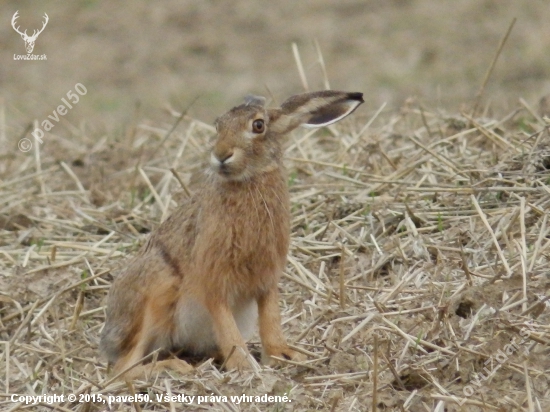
(11, 10), (49, 54)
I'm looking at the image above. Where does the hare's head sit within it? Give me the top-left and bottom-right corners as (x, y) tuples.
(211, 91), (364, 181)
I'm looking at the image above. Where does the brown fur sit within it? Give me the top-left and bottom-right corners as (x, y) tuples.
(100, 90), (363, 374)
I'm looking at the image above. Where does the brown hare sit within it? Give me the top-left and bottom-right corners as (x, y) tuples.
(100, 90), (363, 375)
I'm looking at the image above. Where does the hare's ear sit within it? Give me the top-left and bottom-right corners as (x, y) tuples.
(244, 95), (266, 107)
(268, 91), (363, 134)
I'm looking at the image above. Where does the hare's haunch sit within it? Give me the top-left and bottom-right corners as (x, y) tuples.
(100, 90), (363, 373)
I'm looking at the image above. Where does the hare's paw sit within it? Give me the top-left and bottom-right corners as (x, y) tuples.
(223, 347), (255, 371)
(121, 359), (193, 380)
(262, 345), (305, 366)
(158, 358), (195, 375)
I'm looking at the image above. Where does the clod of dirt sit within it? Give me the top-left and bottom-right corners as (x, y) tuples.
(0, 214), (33, 231)
(394, 371), (428, 391)
(450, 277), (525, 318)
(328, 351), (368, 374)
(455, 300), (474, 318)
(71, 158), (85, 167)
(90, 187), (107, 207)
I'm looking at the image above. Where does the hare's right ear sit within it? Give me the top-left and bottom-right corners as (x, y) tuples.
(268, 91), (363, 134)
(244, 95), (266, 107)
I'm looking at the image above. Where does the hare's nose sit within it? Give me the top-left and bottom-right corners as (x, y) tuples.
(212, 150), (234, 165)
(217, 151), (234, 164)
(211, 150), (234, 167)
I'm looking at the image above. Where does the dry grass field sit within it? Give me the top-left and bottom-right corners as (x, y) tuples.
(1, 1), (550, 411)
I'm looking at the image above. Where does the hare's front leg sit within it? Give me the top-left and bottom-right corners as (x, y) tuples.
(207, 302), (252, 370)
(258, 286), (304, 365)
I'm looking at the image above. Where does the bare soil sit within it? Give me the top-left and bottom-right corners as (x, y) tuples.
(2, 0), (550, 126)
(1, 1), (550, 411)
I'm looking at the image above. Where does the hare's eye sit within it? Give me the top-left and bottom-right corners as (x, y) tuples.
(252, 119), (265, 134)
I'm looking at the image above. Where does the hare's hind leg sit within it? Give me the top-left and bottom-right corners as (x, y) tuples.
(258, 286), (304, 365)
(111, 310), (154, 376)
(112, 306), (193, 379)
(112, 283), (181, 377)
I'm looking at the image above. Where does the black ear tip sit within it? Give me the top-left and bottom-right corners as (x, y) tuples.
(348, 92), (364, 103)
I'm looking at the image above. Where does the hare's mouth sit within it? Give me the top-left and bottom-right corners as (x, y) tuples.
(208, 161), (241, 180)
(210, 160), (235, 176)
(212, 164), (251, 182)
(220, 168), (249, 181)
(218, 164), (233, 176)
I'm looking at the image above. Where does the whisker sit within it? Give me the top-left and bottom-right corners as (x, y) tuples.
(247, 181), (261, 228)
(254, 183), (275, 233)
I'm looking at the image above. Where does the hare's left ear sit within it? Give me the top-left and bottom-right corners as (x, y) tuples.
(268, 91), (363, 134)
